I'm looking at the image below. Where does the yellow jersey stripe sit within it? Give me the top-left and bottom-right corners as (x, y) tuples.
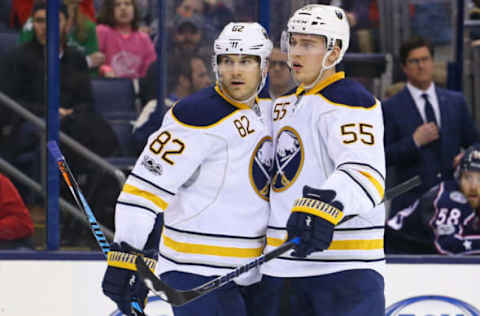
(357, 170), (385, 199)
(266, 238), (383, 250)
(163, 235), (263, 258)
(328, 239), (383, 250)
(266, 237), (285, 247)
(123, 184), (168, 210)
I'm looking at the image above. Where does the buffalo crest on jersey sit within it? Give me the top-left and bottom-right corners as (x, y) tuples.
(249, 136), (274, 201)
(272, 126), (304, 192)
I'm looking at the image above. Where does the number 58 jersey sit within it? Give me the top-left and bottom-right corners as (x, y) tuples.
(114, 85), (273, 283)
(263, 72), (387, 278)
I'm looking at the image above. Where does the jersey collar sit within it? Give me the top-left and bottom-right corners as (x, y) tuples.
(214, 82), (257, 110)
(295, 71), (345, 97)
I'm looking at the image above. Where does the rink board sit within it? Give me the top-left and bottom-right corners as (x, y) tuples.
(0, 253), (479, 315)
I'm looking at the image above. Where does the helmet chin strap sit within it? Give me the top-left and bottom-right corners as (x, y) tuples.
(303, 50), (335, 90)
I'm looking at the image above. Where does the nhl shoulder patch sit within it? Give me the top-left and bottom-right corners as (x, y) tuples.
(449, 191), (467, 204)
(141, 155), (163, 176)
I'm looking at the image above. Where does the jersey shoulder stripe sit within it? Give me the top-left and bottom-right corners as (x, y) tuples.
(171, 87), (238, 128)
(338, 169), (376, 207)
(319, 78), (377, 109)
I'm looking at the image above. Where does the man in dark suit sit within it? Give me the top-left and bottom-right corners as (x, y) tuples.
(383, 37), (479, 222)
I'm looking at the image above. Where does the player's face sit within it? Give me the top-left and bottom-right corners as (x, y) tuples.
(288, 33), (326, 86)
(402, 46), (434, 90)
(114, 0), (134, 27)
(217, 54), (262, 101)
(460, 170), (480, 209)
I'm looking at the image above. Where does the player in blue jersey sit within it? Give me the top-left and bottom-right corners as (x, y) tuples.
(386, 144), (480, 255)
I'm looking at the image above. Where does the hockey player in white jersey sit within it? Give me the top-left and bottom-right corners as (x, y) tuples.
(259, 4), (387, 316)
(101, 22), (273, 316)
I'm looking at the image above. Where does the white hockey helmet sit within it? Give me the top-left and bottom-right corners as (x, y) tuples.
(213, 22), (273, 100)
(287, 4), (350, 66)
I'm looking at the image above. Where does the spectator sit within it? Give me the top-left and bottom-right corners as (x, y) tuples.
(135, 0), (158, 36)
(317, 0), (379, 52)
(382, 37), (480, 218)
(18, 0), (105, 74)
(0, 2), (118, 187)
(133, 53), (212, 152)
(385, 144), (480, 255)
(203, 0), (233, 41)
(338, 0), (378, 53)
(268, 46), (295, 99)
(0, 173), (34, 250)
(175, 0), (204, 16)
(168, 14), (211, 57)
(10, 0), (95, 30)
(96, 0), (156, 78)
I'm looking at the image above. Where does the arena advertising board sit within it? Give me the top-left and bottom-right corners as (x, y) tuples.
(0, 260), (479, 315)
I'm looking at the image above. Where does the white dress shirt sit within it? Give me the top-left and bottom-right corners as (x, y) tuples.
(406, 82), (441, 127)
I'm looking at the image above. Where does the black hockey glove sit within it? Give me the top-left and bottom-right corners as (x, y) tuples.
(102, 242), (157, 315)
(286, 186), (344, 258)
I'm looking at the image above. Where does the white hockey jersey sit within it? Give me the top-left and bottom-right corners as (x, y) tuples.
(262, 72), (386, 278)
(114, 84), (273, 284)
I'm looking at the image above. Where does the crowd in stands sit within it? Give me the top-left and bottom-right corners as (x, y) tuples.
(0, 0), (479, 254)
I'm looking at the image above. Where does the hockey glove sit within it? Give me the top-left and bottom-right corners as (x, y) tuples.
(286, 186), (344, 258)
(102, 242), (157, 316)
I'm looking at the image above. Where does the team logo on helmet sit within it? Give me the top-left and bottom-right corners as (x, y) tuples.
(272, 126), (304, 192)
(250, 136), (274, 201)
(335, 9), (343, 20)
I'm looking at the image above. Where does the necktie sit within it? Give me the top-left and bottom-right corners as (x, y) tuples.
(422, 93), (437, 126)
(421, 93), (441, 156)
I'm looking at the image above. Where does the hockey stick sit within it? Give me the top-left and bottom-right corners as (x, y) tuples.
(47, 141), (147, 316)
(135, 175), (421, 307)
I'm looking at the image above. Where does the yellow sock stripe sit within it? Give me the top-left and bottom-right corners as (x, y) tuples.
(292, 198), (344, 225)
(266, 238), (383, 250)
(357, 170), (384, 199)
(163, 235), (263, 258)
(123, 184), (168, 210)
(107, 251), (157, 272)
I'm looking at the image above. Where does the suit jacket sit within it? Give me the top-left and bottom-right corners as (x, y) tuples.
(382, 86), (479, 216)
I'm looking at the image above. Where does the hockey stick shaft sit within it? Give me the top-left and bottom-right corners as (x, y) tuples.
(47, 141), (146, 316)
(136, 175), (422, 307)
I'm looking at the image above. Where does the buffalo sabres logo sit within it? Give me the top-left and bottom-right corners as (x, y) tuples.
(335, 9), (343, 20)
(272, 126), (304, 192)
(249, 136), (274, 201)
